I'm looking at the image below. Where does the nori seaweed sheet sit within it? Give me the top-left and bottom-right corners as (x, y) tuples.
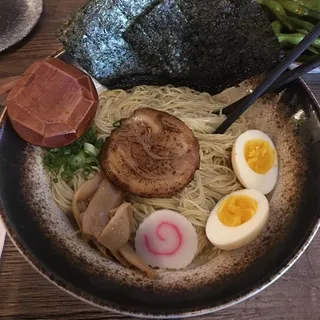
(59, 0), (281, 94)
(124, 0), (281, 93)
(59, 0), (160, 83)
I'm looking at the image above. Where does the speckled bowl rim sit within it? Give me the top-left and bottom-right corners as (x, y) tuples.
(0, 77), (320, 318)
(0, 218), (5, 259)
(0, 0), (43, 52)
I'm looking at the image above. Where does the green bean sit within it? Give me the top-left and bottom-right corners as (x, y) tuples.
(278, 35), (319, 54)
(272, 20), (283, 35)
(294, 29), (319, 55)
(258, 0), (287, 16)
(307, 46), (319, 55)
(293, 0), (320, 12)
(298, 54), (317, 61)
(296, 29), (309, 34)
(277, 33), (320, 49)
(279, 42), (318, 55)
(278, 0), (320, 19)
(258, 0), (315, 32)
(276, 14), (314, 32)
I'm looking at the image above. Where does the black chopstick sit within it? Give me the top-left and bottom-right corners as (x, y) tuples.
(217, 55), (320, 116)
(214, 21), (320, 134)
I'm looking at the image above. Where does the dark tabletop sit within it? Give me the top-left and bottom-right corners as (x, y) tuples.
(0, 0), (319, 319)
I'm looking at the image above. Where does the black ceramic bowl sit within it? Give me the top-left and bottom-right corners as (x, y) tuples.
(0, 52), (320, 318)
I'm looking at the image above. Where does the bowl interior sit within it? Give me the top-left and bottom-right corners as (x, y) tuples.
(0, 64), (320, 317)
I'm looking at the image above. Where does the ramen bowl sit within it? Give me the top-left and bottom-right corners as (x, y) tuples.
(0, 51), (320, 318)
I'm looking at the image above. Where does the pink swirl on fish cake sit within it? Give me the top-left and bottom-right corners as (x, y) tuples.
(144, 221), (182, 256)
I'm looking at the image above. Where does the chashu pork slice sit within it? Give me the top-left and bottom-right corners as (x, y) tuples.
(100, 107), (200, 198)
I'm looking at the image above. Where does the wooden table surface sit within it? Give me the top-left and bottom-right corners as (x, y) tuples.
(0, 0), (319, 319)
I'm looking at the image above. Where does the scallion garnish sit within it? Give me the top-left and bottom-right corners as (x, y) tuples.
(95, 138), (104, 150)
(113, 120), (121, 127)
(43, 126), (105, 182)
(61, 170), (73, 181)
(69, 151), (86, 171)
(84, 142), (99, 157)
(82, 164), (93, 178)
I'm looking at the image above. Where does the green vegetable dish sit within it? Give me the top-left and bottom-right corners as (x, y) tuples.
(258, 0), (320, 61)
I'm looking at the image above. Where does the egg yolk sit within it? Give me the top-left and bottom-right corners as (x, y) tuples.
(218, 195), (258, 227)
(244, 139), (275, 174)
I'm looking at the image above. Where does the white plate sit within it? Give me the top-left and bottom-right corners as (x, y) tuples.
(0, 218), (5, 259)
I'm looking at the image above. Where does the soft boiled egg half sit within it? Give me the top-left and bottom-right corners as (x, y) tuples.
(206, 189), (269, 250)
(232, 130), (278, 195)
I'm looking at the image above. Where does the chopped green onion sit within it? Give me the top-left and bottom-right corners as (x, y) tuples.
(61, 170), (73, 181)
(43, 155), (51, 167)
(84, 126), (97, 144)
(69, 151), (86, 171)
(82, 164), (93, 178)
(113, 120), (121, 127)
(85, 156), (98, 165)
(43, 126), (100, 182)
(50, 148), (60, 154)
(62, 147), (72, 155)
(71, 141), (82, 153)
(95, 138), (104, 150)
(84, 142), (99, 157)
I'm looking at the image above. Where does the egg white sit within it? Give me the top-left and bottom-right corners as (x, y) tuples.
(205, 189), (269, 251)
(232, 130), (278, 195)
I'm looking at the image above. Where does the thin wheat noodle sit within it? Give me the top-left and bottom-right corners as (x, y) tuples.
(47, 85), (250, 263)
